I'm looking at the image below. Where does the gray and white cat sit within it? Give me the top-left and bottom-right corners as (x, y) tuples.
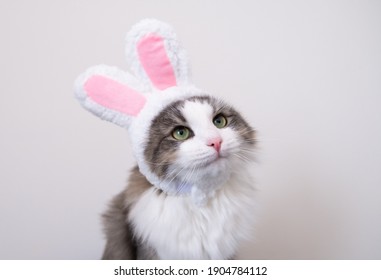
(74, 19), (257, 259)
(102, 95), (256, 259)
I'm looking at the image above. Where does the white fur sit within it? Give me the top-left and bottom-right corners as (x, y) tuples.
(173, 101), (247, 204)
(128, 167), (256, 259)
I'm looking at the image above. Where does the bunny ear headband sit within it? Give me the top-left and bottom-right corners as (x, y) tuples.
(75, 19), (206, 192)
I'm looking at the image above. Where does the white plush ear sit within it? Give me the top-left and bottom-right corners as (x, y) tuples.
(125, 19), (191, 90)
(74, 65), (147, 128)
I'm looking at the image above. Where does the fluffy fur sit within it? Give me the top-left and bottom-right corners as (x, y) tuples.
(102, 165), (256, 259)
(131, 167), (255, 259)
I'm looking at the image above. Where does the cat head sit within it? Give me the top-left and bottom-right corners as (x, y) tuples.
(75, 19), (255, 203)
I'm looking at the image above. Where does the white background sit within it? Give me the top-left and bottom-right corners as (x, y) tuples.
(1, 0), (380, 259)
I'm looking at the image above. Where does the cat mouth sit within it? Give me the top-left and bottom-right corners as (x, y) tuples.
(196, 154), (226, 168)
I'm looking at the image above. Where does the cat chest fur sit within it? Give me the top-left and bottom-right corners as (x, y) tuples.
(128, 170), (255, 259)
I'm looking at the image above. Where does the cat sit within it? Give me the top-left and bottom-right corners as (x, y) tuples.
(101, 95), (256, 259)
(74, 19), (257, 260)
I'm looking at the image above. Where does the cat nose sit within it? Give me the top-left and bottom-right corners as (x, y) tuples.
(207, 137), (222, 153)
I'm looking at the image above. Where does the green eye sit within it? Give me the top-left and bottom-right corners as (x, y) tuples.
(213, 114), (228, 128)
(172, 126), (191, 141)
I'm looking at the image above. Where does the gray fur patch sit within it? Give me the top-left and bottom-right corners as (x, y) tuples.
(102, 166), (160, 260)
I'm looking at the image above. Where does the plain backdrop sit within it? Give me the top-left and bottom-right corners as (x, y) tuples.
(1, 0), (380, 259)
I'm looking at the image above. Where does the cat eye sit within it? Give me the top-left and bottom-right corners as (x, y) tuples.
(213, 114), (228, 128)
(172, 126), (191, 141)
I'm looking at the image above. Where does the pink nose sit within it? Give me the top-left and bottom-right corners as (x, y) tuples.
(207, 137), (222, 153)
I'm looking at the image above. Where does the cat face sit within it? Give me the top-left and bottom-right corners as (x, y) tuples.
(144, 96), (255, 194)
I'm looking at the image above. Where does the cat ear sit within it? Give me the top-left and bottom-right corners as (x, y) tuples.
(74, 65), (147, 128)
(125, 19), (191, 91)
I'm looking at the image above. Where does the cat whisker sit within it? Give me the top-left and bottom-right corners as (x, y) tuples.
(163, 165), (189, 187)
(237, 139), (257, 145)
(163, 166), (182, 181)
(239, 149), (256, 157)
(232, 152), (253, 164)
(175, 165), (196, 195)
(190, 157), (215, 169)
(144, 159), (172, 167)
(238, 149), (256, 156)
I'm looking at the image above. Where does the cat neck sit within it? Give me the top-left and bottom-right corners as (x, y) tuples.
(153, 168), (240, 206)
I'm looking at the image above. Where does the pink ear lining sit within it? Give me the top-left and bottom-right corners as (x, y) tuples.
(137, 34), (177, 90)
(84, 75), (146, 116)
